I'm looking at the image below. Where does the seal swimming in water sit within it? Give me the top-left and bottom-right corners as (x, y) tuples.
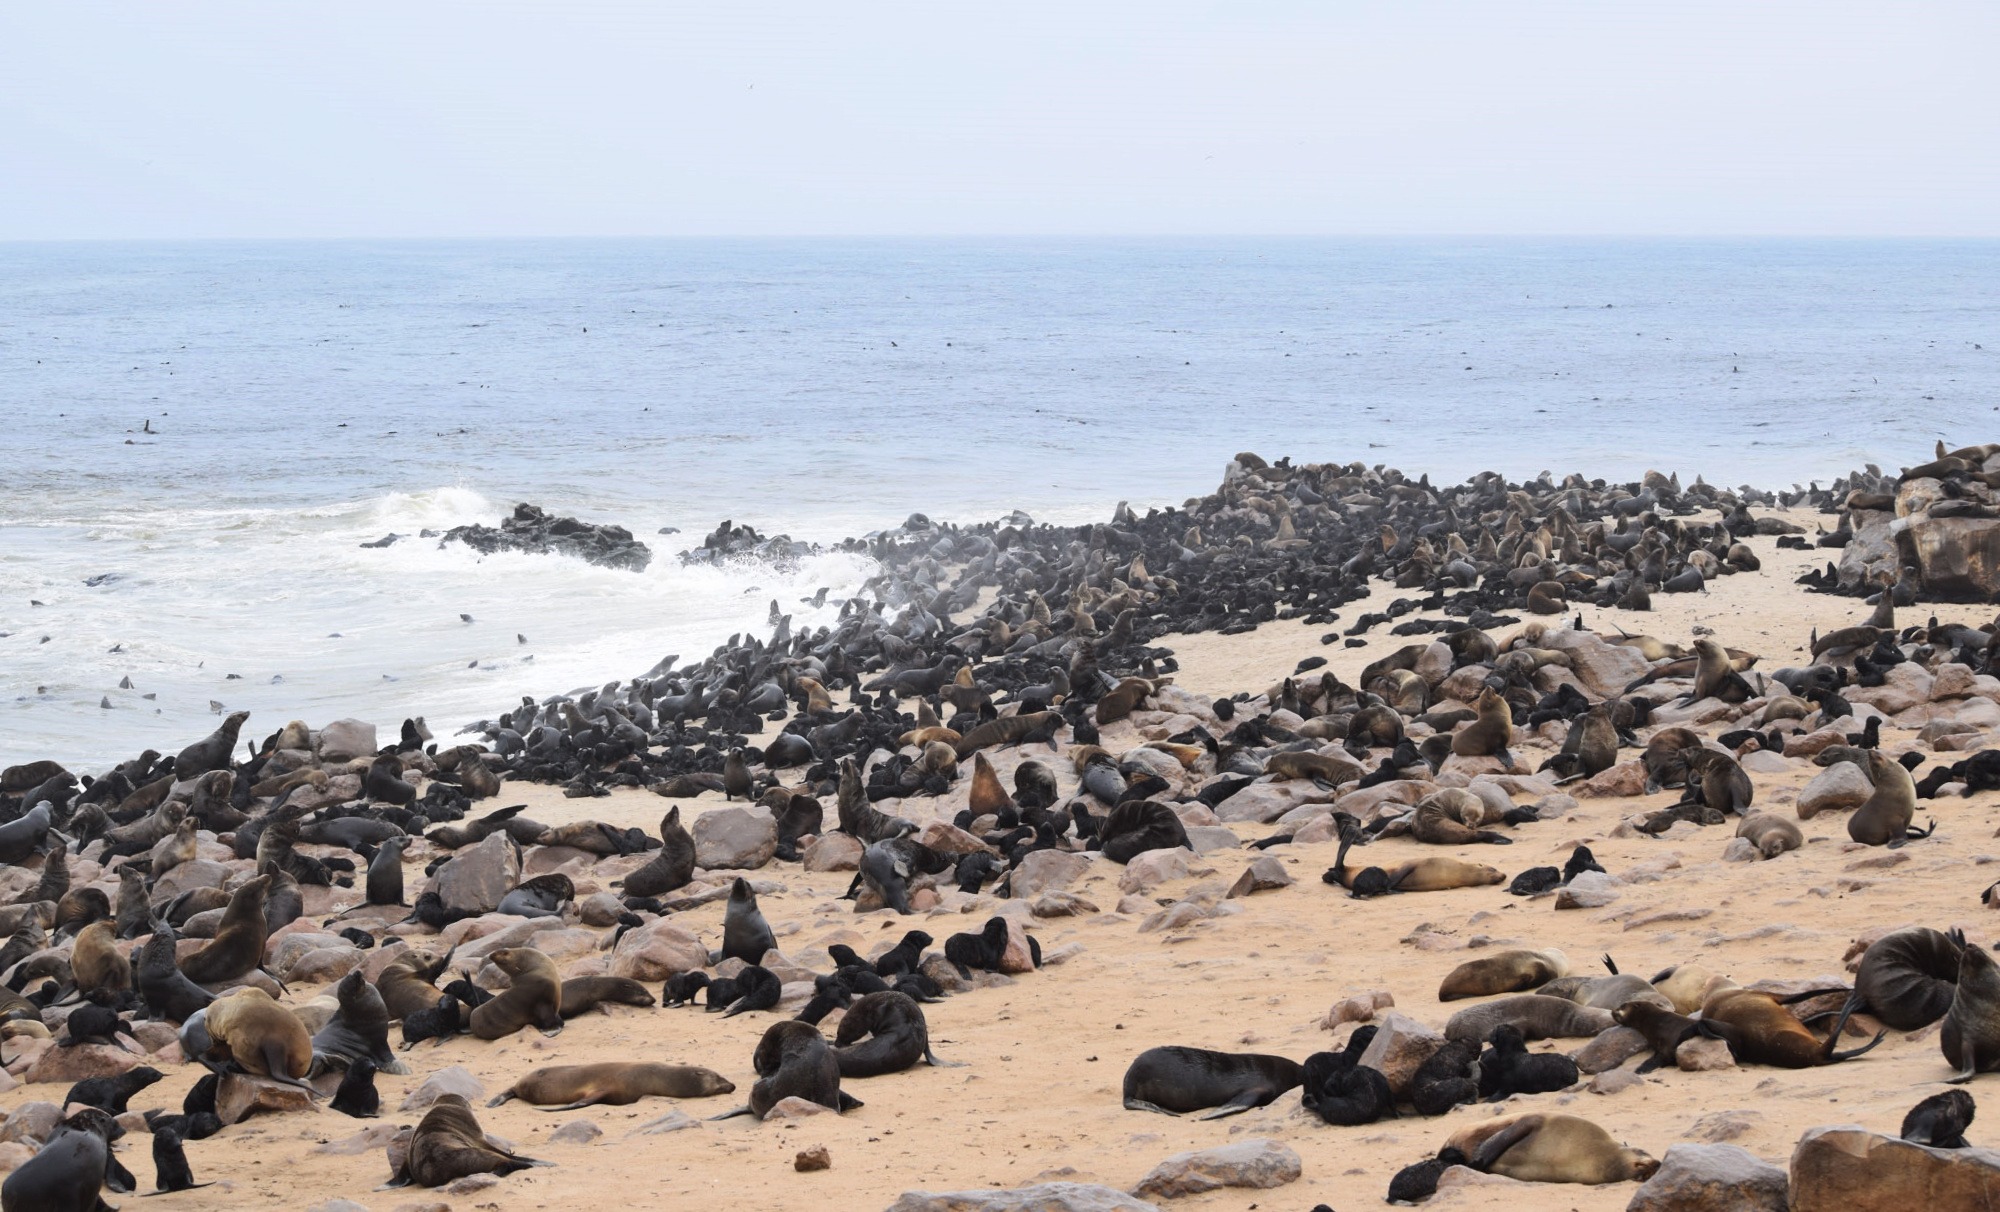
(1121, 1046), (1303, 1118)
(488, 1062), (735, 1110)
(468, 948), (563, 1039)
(832, 992), (954, 1077)
(388, 1093), (548, 1187)
(722, 878), (776, 963)
(1446, 1113), (1659, 1184)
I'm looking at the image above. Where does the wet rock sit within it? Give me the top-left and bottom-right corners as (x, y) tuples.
(1739, 749), (1791, 775)
(1130, 1138), (1301, 1199)
(578, 891), (625, 927)
(1011, 850), (1091, 899)
(441, 502), (652, 572)
(1906, 512), (2000, 600)
(692, 807), (777, 870)
(1541, 629), (1653, 698)
(1627, 1143), (1788, 1212)
(1790, 1125), (2000, 1211)
(436, 832), (519, 916)
(915, 821), (993, 856)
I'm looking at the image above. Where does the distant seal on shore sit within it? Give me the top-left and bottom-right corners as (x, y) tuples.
(1121, 1046), (1303, 1118)
(620, 808), (695, 898)
(488, 1062), (734, 1110)
(469, 948), (562, 1039)
(1439, 950), (1570, 1001)
(833, 992), (952, 1077)
(1446, 1113), (1659, 1184)
(1444, 995), (1614, 1043)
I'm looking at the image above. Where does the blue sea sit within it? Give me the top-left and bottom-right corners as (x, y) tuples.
(3, 238), (1996, 769)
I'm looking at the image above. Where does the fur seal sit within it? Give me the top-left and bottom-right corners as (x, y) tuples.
(488, 1061), (735, 1109)
(389, 1093), (547, 1187)
(1410, 788), (1512, 845)
(1, 1106), (124, 1211)
(135, 921), (214, 1022)
(1611, 1000), (1705, 1073)
(1098, 799), (1191, 863)
(149, 1123), (207, 1192)
(1851, 748), (1930, 845)
(1735, 811), (1803, 858)
(559, 976), (656, 1018)
(176, 875), (270, 985)
(620, 807), (695, 898)
(1942, 941), (2000, 1082)
(1409, 1038), (1481, 1116)
(1444, 996), (1614, 1043)
(722, 878), (776, 963)
(331, 1057), (380, 1118)
(174, 711), (249, 780)
(1446, 1113), (1658, 1184)
(1479, 1024), (1580, 1100)
(201, 987), (315, 1093)
(715, 1020), (861, 1119)
(857, 838), (952, 914)
(469, 947), (563, 1039)
(312, 970), (408, 1075)
(967, 753), (1014, 818)
(365, 835), (409, 905)
(497, 873), (572, 918)
(1703, 987), (1884, 1068)
(63, 1066), (162, 1114)
(1844, 926), (1961, 1030)
(1640, 727), (1702, 791)
(1450, 688), (1515, 765)
(832, 991), (952, 1076)
(1537, 971), (1669, 1012)
(1903, 1089), (1976, 1148)
(376, 947), (454, 1021)
(70, 921), (131, 998)
(1439, 950), (1570, 1000)
(1120, 1046), (1302, 1118)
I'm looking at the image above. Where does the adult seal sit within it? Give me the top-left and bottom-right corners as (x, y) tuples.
(559, 976), (657, 1018)
(376, 947), (455, 1021)
(1941, 940), (2000, 1082)
(198, 987), (316, 1094)
(135, 921), (214, 1023)
(1121, 1046), (1303, 1118)
(469, 948), (563, 1039)
(488, 1062), (735, 1110)
(721, 878), (776, 963)
(1444, 996), (1614, 1043)
(312, 970), (409, 1075)
(1445, 1113), (1658, 1184)
(1438, 950), (1570, 1001)
(832, 992), (954, 1077)
(713, 1020), (861, 1119)
(1850, 749), (1931, 846)
(620, 807), (695, 897)
(1841, 926), (1961, 1031)
(388, 1093), (548, 1188)
(176, 874), (271, 985)
(1, 1107), (126, 1212)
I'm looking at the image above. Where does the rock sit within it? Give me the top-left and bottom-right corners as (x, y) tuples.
(1540, 629), (1654, 698)
(1118, 849), (1197, 892)
(549, 1119), (601, 1145)
(1590, 1069), (1644, 1095)
(318, 719), (379, 762)
(915, 821), (992, 856)
(1790, 1125), (2000, 1211)
(1555, 869), (1623, 909)
(216, 1073), (316, 1124)
(802, 832), (863, 872)
(441, 502), (653, 572)
(1182, 826), (1240, 855)
(0, 1103), (60, 1146)
(631, 1110), (696, 1134)
(1907, 512), (2000, 599)
(445, 1174), (498, 1195)
(693, 806), (778, 870)
(315, 1124), (405, 1155)
(1357, 1011), (1445, 1097)
(763, 1096), (830, 1121)
(1798, 762), (1873, 819)
(399, 1066), (484, 1111)
(578, 891), (625, 927)
(1739, 749), (1791, 775)
(1722, 837), (1760, 862)
(26, 1044), (140, 1087)
(1837, 510), (1900, 590)
(1676, 1036), (1737, 1072)
(1579, 761), (1648, 798)
(1321, 990), (1393, 1029)
(1849, 662), (1934, 715)
(1030, 892), (1098, 918)
(1131, 1138), (1301, 1199)
(1933, 663), (1978, 700)
(1572, 1027), (1650, 1074)
(1687, 1111), (1763, 1143)
(794, 1145), (831, 1172)
(1627, 1144), (1788, 1212)
(1010, 850), (1092, 899)
(435, 832), (519, 916)
(151, 859), (231, 900)
(1212, 781), (1336, 825)
(1225, 855), (1293, 898)
(608, 918), (708, 981)
(997, 918), (1038, 974)
(887, 1184), (1161, 1212)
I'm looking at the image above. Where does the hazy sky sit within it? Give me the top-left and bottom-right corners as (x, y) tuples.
(4, 1), (1997, 238)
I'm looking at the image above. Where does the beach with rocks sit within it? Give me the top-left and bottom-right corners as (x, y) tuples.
(6, 446), (2000, 1211)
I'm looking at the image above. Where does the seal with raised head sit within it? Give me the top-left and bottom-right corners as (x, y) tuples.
(135, 921), (214, 1023)
(1450, 687), (1515, 765)
(832, 991), (954, 1077)
(375, 947), (455, 1021)
(1941, 940), (2000, 1083)
(488, 1062), (735, 1110)
(176, 874), (270, 985)
(722, 878), (776, 964)
(620, 807), (695, 898)
(1445, 1113), (1659, 1184)
(312, 970), (408, 1076)
(1121, 1046), (1303, 1118)
(469, 948), (563, 1039)
(174, 710), (249, 780)
(1850, 748), (1931, 846)
(1438, 950), (1570, 1001)
(365, 835), (410, 906)
(388, 1093), (548, 1188)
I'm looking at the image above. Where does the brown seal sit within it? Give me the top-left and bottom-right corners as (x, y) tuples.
(1735, 812), (1802, 858)
(967, 753), (1013, 818)
(1446, 1113), (1659, 1184)
(1265, 751), (1363, 785)
(177, 875), (270, 985)
(1444, 995), (1615, 1043)
(390, 1093), (546, 1187)
(1640, 727), (1703, 791)
(202, 987), (314, 1091)
(1940, 940), (2000, 1082)
(621, 807), (695, 898)
(1450, 688), (1514, 764)
(1850, 749), (1929, 845)
(70, 921), (132, 998)
(1699, 987), (1884, 1068)
(487, 1062), (734, 1109)
(1410, 789), (1511, 845)
(558, 976), (657, 1018)
(376, 947), (454, 1021)
(468, 948), (563, 1039)
(1438, 950), (1569, 1001)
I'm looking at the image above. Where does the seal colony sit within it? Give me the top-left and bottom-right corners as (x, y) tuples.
(7, 445), (2000, 1208)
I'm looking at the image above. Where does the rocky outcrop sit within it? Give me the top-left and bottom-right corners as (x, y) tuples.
(442, 503), (652, 572)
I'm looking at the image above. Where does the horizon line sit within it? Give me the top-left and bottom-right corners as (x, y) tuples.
(6, 231), (2000, 246)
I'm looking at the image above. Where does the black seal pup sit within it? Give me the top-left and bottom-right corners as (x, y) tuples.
(1903, 1089), (1975, 1148)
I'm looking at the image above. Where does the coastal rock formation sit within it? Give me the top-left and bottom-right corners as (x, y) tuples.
(442, 503), (652, 572)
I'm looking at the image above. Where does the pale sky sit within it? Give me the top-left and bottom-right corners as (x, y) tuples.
(3, 1), (1997, 239)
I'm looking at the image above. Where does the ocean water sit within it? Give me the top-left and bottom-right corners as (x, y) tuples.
(3, 238), (1996, 770)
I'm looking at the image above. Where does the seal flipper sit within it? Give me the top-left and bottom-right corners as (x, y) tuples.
(921, 1045), (964, 1068)
(835, 1091), (863, 1112)
(1826, 1028), (1888, 1064)
(105, 1150), (137, 1194)
(1122, 1098), (1177, 1115)
(1194, 1089), (1269, 1120)
(1469, 1114), (1543, 1171)
(485, 1091), (517, 1107)
(708, 1105), (756, 1120)
(1950, 1032), (1982, 1085)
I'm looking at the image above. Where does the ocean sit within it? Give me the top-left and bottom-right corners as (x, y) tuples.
(3, 238), (1996, 770)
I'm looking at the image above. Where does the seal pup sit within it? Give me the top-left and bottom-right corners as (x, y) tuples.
(857, 838), (952, 914)
(149, 1124), (208, 1192)
(1121, 1046), (1303, 1118)
(468, 948), (563, 1039)
(721, 878), (776, 964)
(1735, 812), (1802, 858)
(943, 918), (1012, 978)
(1408, 1038), (1481, 1115)
(832, 992), (955, 1076)
(1446, 1113), (1659, 1184)
(711, 1020), (861, 1119)
(388, 1093), (548, 1187)
(1903, 1089), (1975, 1148)
(1478, 1025), (1580, 1101)
(1942, 940), (2000, 1082)
(487, 1062), (735, 1110)
(330, 1057), (381, 1118)
(620, 808), (695, 898)
(1385, 1146), (1473, 1204)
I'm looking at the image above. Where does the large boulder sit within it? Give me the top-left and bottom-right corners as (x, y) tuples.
(398, 1065), (485, 1112)
(1626, 1145), (1788, 1212)
(1540, 629), (1654, 698)
(318, 719), (379, 762)
(1357, 1011), (1444, 1098)
(1837, 510), (1901, 590)
(216, 1073), (315, 1125)
(1789, 1125), (2000, 1211)
(435, 832), (518, 916)
(1907, 512), (2000, 599)
(608, 919), (708, 982)
(1131, 1138), (1301, 1199)
(692, 807), (777, 870)
(887, 1184), (1160, 1212)
(1010, 850), (1092, 899)
(1210, 780), (1335, 825)
(801, 833), (862, 872)
(1118, 849), (1196, 893)
(1797, 761), (1873, 820)
(22, 1044), (139, 1086)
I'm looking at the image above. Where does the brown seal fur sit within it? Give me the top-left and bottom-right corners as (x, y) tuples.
(1450, 688), (1514, 761)
(1444, 995), (1614, 1042)
(204, 987), (313, 1088)
(469, 948), (563, 1039)
(376, 948), (455, 1021)
(1940, 941), (2000, 1082)
(967, 753), (1013, 817)
(393, 1093), (546, 1187)
(177, 875), (270, 985)
(1446, 1113), (1659, 1184)
(1700, 987), (1883, 1068)
(1438, 950), (1569, 1001)
(70, 921), (131, 997)
(1850, 748), (1924, 845)
(558, 976), (657, 1018)
(487, 1062), (734, 1109)
(1735, 812), (1802, 858)
(1411, 789), (1511, 845)
(1265, 751), (1362, 785)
